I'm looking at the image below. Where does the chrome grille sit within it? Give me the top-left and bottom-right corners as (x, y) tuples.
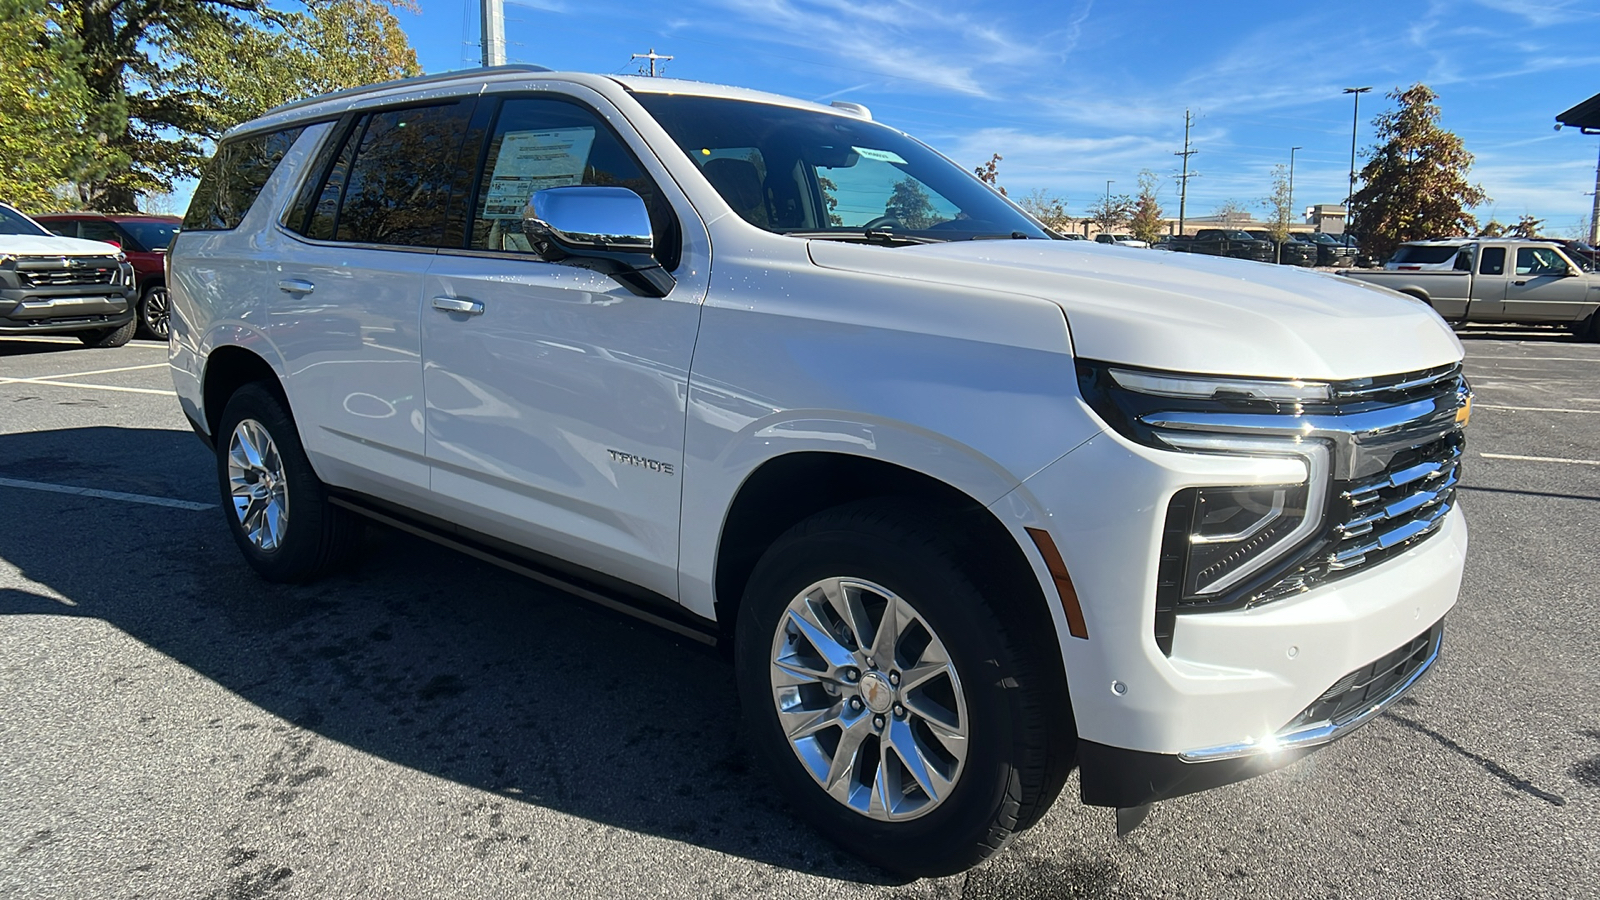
(16, 256), (119, 287)
(1331, 438), (1460, 569)
(1281, 621), (1441, 733)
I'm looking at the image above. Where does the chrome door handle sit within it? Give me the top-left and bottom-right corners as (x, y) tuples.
(277, 279), (315, 294)
(431, 296), (484, 315)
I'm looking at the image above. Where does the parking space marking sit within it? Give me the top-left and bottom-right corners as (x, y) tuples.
(21, 362), (169, 379)
(1479, 452), (1600, 467)
(1477, 404), (1600, 414)
(0, 377), (171, 395)
(0, 476), (215, 510)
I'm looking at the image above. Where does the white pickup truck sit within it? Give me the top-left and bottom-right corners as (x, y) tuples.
(1341, 239), (1600, 339)
(168, 67), (1471, 875)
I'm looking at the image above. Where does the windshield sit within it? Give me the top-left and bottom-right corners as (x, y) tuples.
(0, 205), (50, 236)
(118, 220), (179, 252)
(631, 94), (1048, 242)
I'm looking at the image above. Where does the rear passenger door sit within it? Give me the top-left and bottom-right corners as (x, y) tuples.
(1469, 245), (1510, 319)
(273, 98), (478, 500)
(418, 89), (710, 603)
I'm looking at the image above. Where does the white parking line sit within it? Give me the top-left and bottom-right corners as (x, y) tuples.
(1466, 357), (1600, 363)
(0, 377), (171, 395)
(0, 476), (215, 510)
(28, 362), (168, 379)
(1479, 453), (1600, 467)
(1477, 404), (1600, 414)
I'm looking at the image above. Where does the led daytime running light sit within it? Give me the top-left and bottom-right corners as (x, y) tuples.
(1109, 367), (1330, 403)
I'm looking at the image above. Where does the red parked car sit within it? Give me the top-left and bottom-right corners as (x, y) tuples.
(32, 212), (180, 339)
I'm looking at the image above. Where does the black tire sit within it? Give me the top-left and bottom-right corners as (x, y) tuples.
(215, 382), (361, 582)
(734, 502), (1068, 876)
(137, 284), (171, 340)
(1585, 311), (1600, 343)
(76, 319), (136, 348)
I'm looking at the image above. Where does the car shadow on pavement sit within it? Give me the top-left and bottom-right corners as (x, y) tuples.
(0, 425), (904, 885)
(0, 338), (97, 357)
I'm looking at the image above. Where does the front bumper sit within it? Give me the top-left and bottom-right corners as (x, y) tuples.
(993, 408), (1467, 805)
(0, 284), (134, 335)
(1079, 617), (1443, 807)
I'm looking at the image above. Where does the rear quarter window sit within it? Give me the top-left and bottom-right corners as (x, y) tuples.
(1391, 245), (1460, 265)
(183, 126), (306, 231)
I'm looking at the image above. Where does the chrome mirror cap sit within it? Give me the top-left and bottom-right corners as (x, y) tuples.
(523, 186), (654, 255)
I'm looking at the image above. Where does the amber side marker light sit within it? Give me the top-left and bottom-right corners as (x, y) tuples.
(1025, 527), (1089, 640)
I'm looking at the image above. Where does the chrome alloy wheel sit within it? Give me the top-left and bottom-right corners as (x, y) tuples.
(227, 418), (289, 551)
(142, 287), (171, 339)
(770, 577), (969, 821)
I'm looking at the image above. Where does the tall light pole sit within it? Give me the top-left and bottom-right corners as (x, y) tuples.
(1343, 87), (1372, 233)
(1289, 146), (1301, 224)
(1103, 180), (1114, 237)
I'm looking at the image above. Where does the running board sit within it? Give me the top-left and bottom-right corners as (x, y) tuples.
(328, 495), (720, 646)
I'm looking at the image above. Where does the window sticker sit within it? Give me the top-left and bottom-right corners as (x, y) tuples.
(481, 127), (598, 217)
(851, 146), (907, 165)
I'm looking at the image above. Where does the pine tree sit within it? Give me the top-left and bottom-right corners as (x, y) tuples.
(1349, 84), (1487, 262)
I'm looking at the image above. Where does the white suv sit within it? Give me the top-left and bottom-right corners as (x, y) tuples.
(169, 67), (1470, 875)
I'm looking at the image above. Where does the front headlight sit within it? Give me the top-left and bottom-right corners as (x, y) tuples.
(1080, 361), (1336, 652)
(1159, 432), (1330, 600)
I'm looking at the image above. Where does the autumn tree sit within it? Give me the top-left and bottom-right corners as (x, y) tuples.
(1349, 83), (1487, 262)
(1261, 164), (1293, 261)
(973, 153), (1006, 196)
(1087, 192), (1135, 235)
(1213, 199), (1247, 227)
(1128, 170), (1165, 244)
(0, 0), (101, 209)
(47, 0), (419, 210)
(1018, 188), (1071, 234)
(1479, 219), (1506, 237)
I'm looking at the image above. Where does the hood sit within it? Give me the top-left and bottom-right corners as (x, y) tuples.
(807, 239), (1463, 381)
(0, 234), (124, 257)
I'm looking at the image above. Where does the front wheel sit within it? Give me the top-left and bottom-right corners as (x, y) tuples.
(215, 383), (361, 582)
(734, 502), (1066, 875)
(138, 285), (171, 340)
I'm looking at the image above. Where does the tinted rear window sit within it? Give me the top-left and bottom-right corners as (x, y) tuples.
(183, 127), (306, 231)
(1391, 245), (1461, 265)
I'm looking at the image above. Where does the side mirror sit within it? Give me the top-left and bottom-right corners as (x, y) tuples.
(522, 186), (675, 297)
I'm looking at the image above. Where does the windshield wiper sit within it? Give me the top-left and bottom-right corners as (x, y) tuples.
(970, 232), (1042, 241)
(781, 229), (945, 246)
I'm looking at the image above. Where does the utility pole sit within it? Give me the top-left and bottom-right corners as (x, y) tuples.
(1591, 141), (1600, 245)
(630, 48), (673, 77)
(479, 0), (504, 67)
(1288, 146), (1301, 224)
(1343, 87), (1372, 230)
(1173, 108), (1197, 235)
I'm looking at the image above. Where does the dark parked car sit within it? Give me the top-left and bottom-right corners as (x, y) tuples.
(33, 212), (180, 339)
(1245, 230), (1316, 266)
(1172, 229), (1274, 262)
(1292, 232), (1358, 267)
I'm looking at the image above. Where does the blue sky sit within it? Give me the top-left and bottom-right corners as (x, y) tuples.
(382, 0), (1600, 233)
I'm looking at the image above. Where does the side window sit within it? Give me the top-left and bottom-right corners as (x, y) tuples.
(468, 97), (680, 269)
(183, 126), (306, 231)
(1515, 247), (1566, 277)
(1452, 248), (1473, 272)
(332, 102), (474, 247)
(1478, 247), (1506, 276)
(78, 220), (125, 248)
(297, 121), (363, 241)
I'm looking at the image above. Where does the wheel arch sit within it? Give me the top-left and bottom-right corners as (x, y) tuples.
(713, 452), (1063, 669)
(201, 344), (289, 440)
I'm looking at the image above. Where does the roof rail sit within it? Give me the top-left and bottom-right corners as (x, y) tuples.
(261, 64), (554, 119)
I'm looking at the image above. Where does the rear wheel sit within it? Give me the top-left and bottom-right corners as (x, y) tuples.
(215, 383), (361, 582)
(734, 502), (1067, 876)
(77, 319), (135, 348)
(1584, 310), (1600, 343)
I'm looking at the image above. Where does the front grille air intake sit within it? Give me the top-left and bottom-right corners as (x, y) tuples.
(16, 256), (120, 287)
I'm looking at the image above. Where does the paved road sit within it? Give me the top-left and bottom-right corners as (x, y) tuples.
(1, 330), (1596, 899)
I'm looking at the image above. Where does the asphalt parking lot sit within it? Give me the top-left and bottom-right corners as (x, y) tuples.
(2, 329), (1597, 899)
